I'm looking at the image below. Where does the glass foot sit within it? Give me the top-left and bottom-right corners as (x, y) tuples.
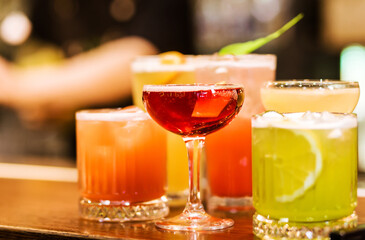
(79, 196), (169, 222)
(155, 209), (234, 231)
(207, 195), (253, 213)
(253, 212), (357, 239)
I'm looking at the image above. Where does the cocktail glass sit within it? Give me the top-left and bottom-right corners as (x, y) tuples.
(260, 79), (360, 113)
(131, 55), (196, 206)
(76, 106), (168, 221)
(142, 83), (244, 231)
(252, 111), (358, 239)
(253, 79), (360, 239)
(195, 54), (276, 211)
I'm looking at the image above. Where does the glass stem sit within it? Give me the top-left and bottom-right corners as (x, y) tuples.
(183, 137), (205, 214)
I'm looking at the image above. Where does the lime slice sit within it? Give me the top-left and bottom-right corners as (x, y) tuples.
(268, 128), (322, 202)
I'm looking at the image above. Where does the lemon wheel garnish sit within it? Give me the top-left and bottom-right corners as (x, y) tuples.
(159, 51), (186, 65)
(268, 129), (323, 203)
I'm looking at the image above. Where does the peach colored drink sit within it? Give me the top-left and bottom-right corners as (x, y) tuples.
(76, 106), (168, 222)
(261, 80), (360, 113)
(195, 54), (276, 210)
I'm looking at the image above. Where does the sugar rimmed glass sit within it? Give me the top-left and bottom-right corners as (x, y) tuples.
(260, 79), (360, 113)
(142, 83), (244, 231)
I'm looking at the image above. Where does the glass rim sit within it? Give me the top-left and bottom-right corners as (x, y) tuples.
(252, 111), (358, 130)
(263, 79), (359, 89)
(253, 110), (357, 119)
(132, 53), (276, 60)
(75, 106), (148, 121)
(142, 83), (244, 91)
(131, 53), (277, 72)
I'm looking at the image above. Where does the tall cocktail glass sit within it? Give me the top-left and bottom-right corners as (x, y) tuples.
(131, 56), (196, 206)
(143, 84), (244, 231)
(253, 79), (360, 239)
(195, 54), (276, 211)
(76, 106), (168, 222)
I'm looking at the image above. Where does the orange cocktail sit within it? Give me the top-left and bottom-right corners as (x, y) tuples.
(76, 106), (168, 222)
(195, 54), (276, 211)
(206, 115), (252, 197)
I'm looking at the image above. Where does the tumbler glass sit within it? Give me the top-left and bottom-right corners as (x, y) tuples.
(76, 106), (168, 221)
(252, 111), (358, 239)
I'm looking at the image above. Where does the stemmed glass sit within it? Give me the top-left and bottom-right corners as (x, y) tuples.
(260, 79), (360, 113)
(142, 83), (244, 231)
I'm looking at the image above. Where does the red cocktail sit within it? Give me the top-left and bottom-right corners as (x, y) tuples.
(144, 86), (243, 136)
(143, 84), (244, 231)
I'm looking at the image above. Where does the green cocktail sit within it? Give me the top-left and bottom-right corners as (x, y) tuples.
(252, 111), (358, 239)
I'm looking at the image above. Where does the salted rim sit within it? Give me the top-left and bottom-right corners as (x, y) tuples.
(143, 83), (243, 92)
(76, 107), (149, 121)
(197, 54), (276, 69)
(263, 80), (359, 89)
(252, 112), (357, 129)
(131, 55), (196, 72)
(131, 54), (277, 72)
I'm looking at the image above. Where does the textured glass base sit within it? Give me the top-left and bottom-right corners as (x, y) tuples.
(207, 195), (253, 213)
(155, 209), (234, 231)
(253, 212), (358, 239)
(79, 196), (169, 222)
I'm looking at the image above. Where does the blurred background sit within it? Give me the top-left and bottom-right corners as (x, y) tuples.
(0, 0), (364, 164)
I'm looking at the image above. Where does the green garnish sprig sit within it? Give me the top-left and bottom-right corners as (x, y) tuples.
(218, 13), (304, 56)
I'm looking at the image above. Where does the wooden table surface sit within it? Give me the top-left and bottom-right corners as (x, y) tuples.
(0, 177), (364, 239)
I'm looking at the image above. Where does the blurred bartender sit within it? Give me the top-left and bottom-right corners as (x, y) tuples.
(0, 0), (193, 159)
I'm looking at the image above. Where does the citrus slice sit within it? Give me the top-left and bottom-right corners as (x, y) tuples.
(191, 97), (231, 118)
(159, 51), (186, 65)
(267, 128), (322, 202)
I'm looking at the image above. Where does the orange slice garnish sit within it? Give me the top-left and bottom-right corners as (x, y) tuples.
(159, 51), (186, 64)
(192, 96), (231, 118)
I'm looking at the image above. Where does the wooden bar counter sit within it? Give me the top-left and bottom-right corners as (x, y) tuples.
(0, 166), (365, 239)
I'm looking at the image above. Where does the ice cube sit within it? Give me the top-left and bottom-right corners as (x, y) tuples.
(319, 111), (337, 121)
(328, 129), (343, 139)
(262, 111), (285, 120)
(252, 111), (285, 127)
(301, 111), (321, 121)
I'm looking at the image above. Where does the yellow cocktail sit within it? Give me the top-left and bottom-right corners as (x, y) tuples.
(131, 54), (196, 205)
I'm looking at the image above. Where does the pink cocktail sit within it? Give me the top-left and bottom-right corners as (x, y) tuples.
(195, 54), (276, 211)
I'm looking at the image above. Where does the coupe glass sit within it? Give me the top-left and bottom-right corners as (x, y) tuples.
(142, 83), (244, 231)
(260, 79), (360, 113)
